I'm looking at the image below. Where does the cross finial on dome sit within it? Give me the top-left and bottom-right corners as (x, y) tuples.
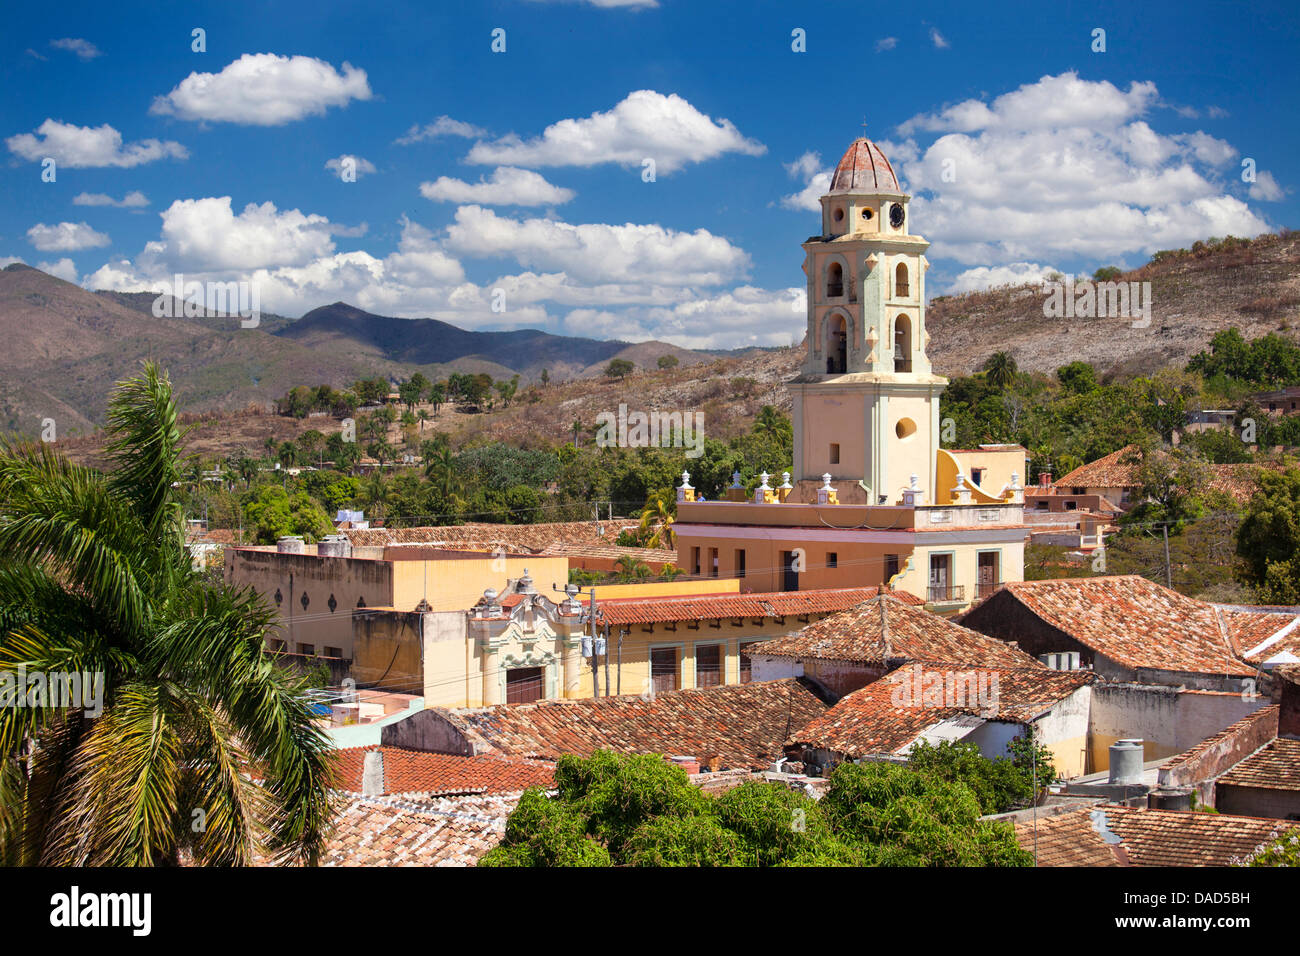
(861, 116), (867, 135)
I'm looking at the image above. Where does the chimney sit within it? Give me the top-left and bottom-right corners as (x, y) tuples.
(361, 749), (385, 796)
(1039, 471), (1052, 489)
(1278, 665), (1300, 740)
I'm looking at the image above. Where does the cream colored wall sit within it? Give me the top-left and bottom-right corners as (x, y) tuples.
(592, 579), (741, 600)
(225, 549), (396, 658)
(676, 530), (916, 594)
(904, 539), (1024, 609)
(800, 388), (867, 481)
(942, 447), (1028, 503)
(390, 555), (569, 612)
(884, 391), (936, 502)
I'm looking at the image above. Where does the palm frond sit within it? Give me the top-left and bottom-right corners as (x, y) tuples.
(105, 361), (190, 543)
(44, 681), (184, 866)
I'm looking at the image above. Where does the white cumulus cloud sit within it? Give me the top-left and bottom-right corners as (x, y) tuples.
(465, 89), (765, 174)
(444, 204), (749, 286)
(885, 71), (1272, 265)
(946, 262), (1062, 294)
(36, 258), (79, 282)
(150, 53), (373, 125)
(27, 221), (110, 252)
(73, 190), (149, 208)
(395, 115), (487, 144)
(325, 154), (377, 179)
(420, 167), (575, 206)
(6, 119), (187, 168)
(143, 197), (337, 272)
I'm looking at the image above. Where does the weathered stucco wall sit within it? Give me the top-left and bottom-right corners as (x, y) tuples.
(1090, 684), (1266, 770)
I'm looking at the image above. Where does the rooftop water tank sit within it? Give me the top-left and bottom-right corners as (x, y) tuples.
(1108, 739), (1145, 785)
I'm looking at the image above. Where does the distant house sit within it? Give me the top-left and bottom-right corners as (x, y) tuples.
(334, 508), (368, 530)
(385, 678), (832, 773)
(745, 590), (1037, 698)
(1051, 444), (1265, 508)
(785, 662), (1095, 777)
(960, 575), (1266, 692)
(1252, 385), (1300, 416)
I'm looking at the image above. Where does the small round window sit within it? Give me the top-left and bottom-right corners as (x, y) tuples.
(862, 208), (873, 220)
(895, 418), (917, 440)
(833, 207), (844, 223)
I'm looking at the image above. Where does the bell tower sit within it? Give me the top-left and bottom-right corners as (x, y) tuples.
(790, 135), (947, 505)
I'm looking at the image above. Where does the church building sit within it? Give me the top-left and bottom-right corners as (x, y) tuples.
(673, 136), (1028, 614)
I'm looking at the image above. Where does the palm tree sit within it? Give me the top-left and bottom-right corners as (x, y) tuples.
(637, 493), (676, 549)
(983, 352), (1018, 391)
(417, 410), (429, 434)
(614, 555), (652, 583)
(235, 454), (259, 488)
(424, 446), (458, 499)
(0, 362), (335, 866)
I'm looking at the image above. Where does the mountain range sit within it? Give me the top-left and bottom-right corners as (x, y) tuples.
(0, 264), (721, 435)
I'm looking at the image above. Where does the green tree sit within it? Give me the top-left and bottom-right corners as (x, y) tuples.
(604, 358), (635, 379)
(478, 749), (1030, 868)
(1093, 266), (1123, 281)
(1236, 468), (1300, 603)
(0, 362), (334, 865)
(657, 355), (679, 370)
(1056, 361), (1097, 395)
(243, 485), (333, 543)
(983, 352), (1018, 391)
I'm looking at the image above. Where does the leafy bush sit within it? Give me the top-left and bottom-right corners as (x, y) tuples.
(479, 749), (1032, 868)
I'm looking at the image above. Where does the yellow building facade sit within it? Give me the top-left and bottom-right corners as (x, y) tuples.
(674, 136), (1027, 614)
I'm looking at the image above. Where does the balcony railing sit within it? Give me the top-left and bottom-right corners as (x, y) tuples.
(927, 583), (966, 604)
(975, 579), (1002, 600)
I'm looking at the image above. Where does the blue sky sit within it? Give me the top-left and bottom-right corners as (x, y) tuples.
(2, 0), (1296, 349)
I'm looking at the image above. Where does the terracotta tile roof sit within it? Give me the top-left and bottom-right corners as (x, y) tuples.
(344, 520), (661, 553)
(444, 678), (830, 770)
(334, 746), (555, 798)
(540, 542), (675, 565)
(748, 593), (1042, 669)
(788, 663), (1095, 758)
(989, 576), (1255, 677)
(828, 137), (900, 193)
(1015, 809), (1128, 866)
(1054, 445), (1140, 489)
(1054, 444), (1266, 503)
(1015, 804), (1300, 866)
(1220, 608), (1299, 661)
(597, 587), (916, 627)
(1230, 610), (1300, 665)
(1101, 806), (1298, 866)
(1217, 738), (1300, 792)
(316, 794), (516, 866)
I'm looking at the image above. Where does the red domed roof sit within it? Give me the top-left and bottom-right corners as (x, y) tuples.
(828, 137), (900, 193)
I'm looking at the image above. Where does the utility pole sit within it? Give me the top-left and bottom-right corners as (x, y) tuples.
(589, 586), (600, 698)
(603, 623), (611, 697)
(1162, 523), (1172, 588)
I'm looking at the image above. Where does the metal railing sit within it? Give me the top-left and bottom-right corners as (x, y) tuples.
(927, 583), (966, 603)
(975, 579), (1002, 600)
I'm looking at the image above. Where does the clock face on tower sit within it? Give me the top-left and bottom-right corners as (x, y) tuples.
(889, 203), (905, 229)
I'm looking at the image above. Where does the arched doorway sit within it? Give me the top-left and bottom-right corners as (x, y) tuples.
(826, 314), (847, 374)
(894, 315), (912, 373)
(827, 262), (844, 298)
